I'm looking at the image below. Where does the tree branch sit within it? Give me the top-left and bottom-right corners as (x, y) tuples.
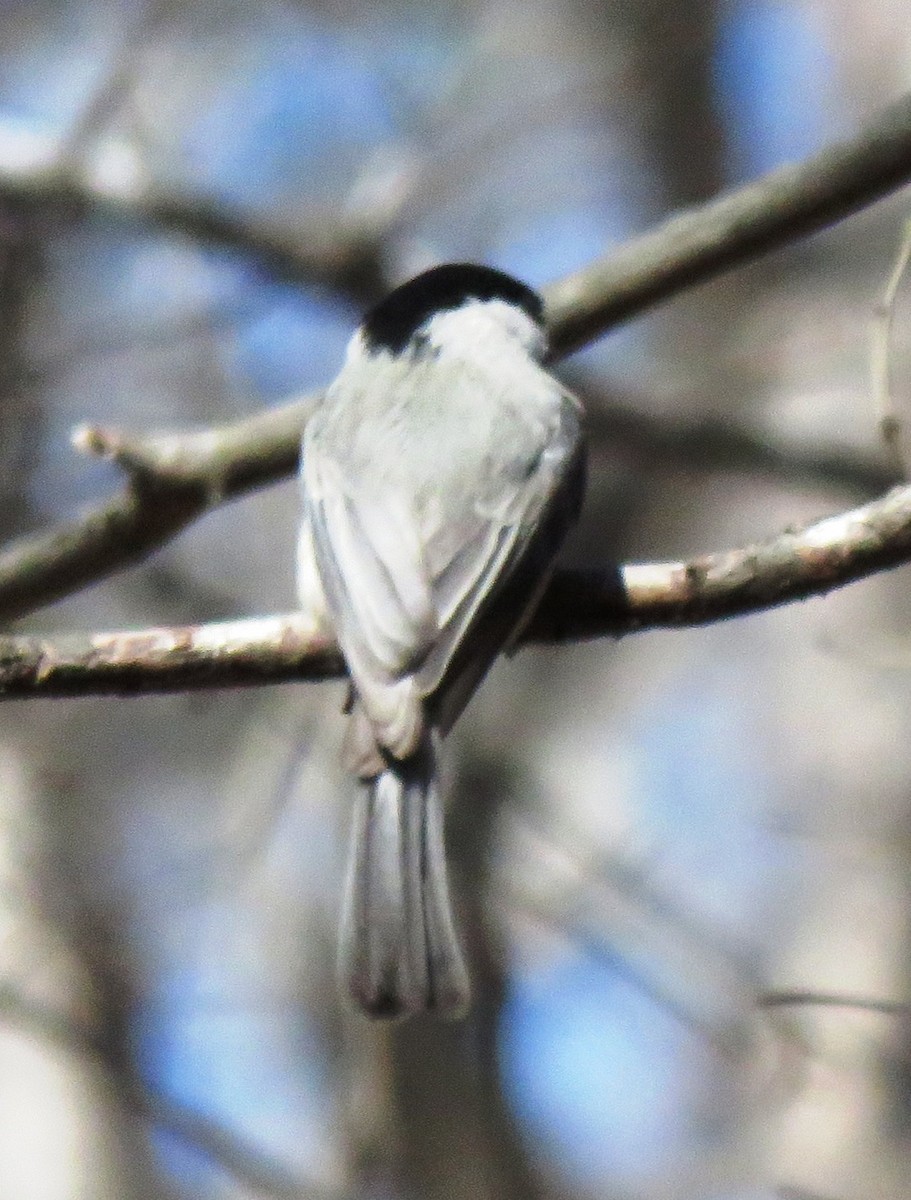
(0, 129), (386, 297)
(3, 91), (911, 627)
(0, 400), (315, 622)
(3, 481), (911, 699)
(3, 380), (893, 626)
(544, 90), (911, 355)
(580, 380), (899, 494)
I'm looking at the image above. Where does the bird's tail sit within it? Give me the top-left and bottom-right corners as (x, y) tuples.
(338, 735), (470, 1019)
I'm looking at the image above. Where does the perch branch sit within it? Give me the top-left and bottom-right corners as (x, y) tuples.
(2, 481), (911, 698)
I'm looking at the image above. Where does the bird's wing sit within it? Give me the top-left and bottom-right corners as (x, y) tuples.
(412, 395), (584, 702)
(303, 387), (583, 758)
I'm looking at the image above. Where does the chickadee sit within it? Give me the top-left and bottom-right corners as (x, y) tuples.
(298, 263), (585, 1019)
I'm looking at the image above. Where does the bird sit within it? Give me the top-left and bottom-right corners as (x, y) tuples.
(298, 262), (586, 1018)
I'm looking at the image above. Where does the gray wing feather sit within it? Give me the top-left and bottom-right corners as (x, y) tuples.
(303, 380), (582, 757)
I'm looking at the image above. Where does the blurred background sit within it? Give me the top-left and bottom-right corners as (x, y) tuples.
(1, 1), (911, 1198)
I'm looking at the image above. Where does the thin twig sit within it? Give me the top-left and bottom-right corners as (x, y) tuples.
(3, 481), (911, 698)
(760, 990), (909, 1015)
(871, 216), (911, 474)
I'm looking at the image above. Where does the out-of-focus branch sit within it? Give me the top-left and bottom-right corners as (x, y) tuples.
(544, 91), (911, 355)
(0, 0), (389, 295)
(4, 90), (911, 335)
(0, 191), (42, 539)
(760, 990), (909, 1015)
(581, 383), (899, 495)
(0, 984), (339, 1200)
(0, 138), (385, 297)
(501, 814), (758, 1051)
(3, 481), (911, 698)
(57, 0), (177, 167)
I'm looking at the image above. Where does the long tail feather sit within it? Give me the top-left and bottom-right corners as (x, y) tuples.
(338, 736), (469, 1019)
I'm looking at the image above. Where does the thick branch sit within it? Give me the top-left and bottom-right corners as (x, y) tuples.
(2, 483), (910, 699)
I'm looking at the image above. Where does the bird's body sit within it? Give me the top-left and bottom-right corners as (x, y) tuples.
(298, 264), (585, 1018)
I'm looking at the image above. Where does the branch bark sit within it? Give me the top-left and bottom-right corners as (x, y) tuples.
(3, 481), (911, 699)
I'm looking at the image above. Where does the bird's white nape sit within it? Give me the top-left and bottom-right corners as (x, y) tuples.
(424, 297), (546, 362)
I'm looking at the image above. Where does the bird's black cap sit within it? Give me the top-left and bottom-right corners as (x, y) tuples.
(361, 262), (544, 355)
